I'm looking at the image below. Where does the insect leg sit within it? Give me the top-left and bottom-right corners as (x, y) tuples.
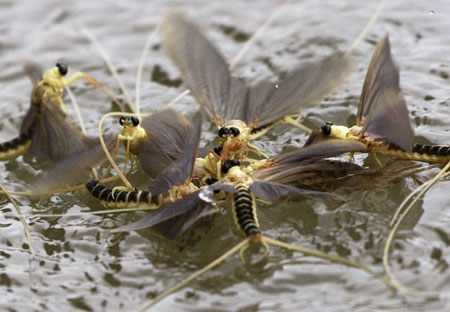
(124, 139), (131, 173)
(246, 142), (269, 159)
(282, 115), (312, 134)
(372, 153), (383, 167)
(238, 238), (271, 264)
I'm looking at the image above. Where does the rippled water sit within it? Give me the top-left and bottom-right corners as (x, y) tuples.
(1, 0), (450, 311)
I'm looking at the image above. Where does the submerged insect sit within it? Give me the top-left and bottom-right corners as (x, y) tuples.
(160, 11), (353, 164)
(308, 36), (450, 163)
(0, 62), (99, 162)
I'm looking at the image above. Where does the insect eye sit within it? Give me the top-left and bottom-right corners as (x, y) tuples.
(230, 159), (240, 166)
(131, 116), (139, 126)
(119, 116), (126, 126)
(56, 62), (68, 76)
(321, 122), (333, 136)
(221, 159), (240, 174)
(205, 177), (218, 185)
(221, 161), (231, 174)
(213, 146), (222, 156)
(229, 127), (240, 137)
(218, 127), (228, 138)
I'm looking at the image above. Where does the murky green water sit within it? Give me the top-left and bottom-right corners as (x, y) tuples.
(1, 0), (449, 311)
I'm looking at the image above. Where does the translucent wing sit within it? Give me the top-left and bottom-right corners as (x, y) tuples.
(23, 60), (44, 85)
(113, 188), (218, 239)
(20, 62), (44, 133)
(302, 130), (324, 147)
(356, 36), (414, 152)
(33, 138), (115, 191)
(20, 104), (36, 135)
(21, 83), (42, 134)
(249, 180), (341, 201)
(160, 11), (247, 125)
(250, 160), (365, 186)
(210, 182), (237, 193)
(27, 107), (87, 162)
(139, 109), (191, 178)
(274, 139), (367, 164)
(150, 111), (202, 196)
(246, 55), (353, 127)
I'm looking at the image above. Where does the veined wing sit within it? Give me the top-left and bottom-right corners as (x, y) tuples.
(357, 36), (414, 152)
(249, 180), (342, 201)
(246, 55), (352, 127)
(34, 138), (115, 191)
(42, 107), (87, 161)
(139, 108), (191, 178)
(20, 104), (36, 135)
(160, 11), (247, 125)
(250, 159), (365, 186)
(113, 187), (219, 239)
(274, 139), (367, 164)
(150, 111), (202, 196)
(21, 61), (45, 133)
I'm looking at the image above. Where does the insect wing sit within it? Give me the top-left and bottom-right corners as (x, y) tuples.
(139, 109), (191, 178)
(27, 105), (88, 161)
(210, 182), (237, 194)
(34, 138), (115, 191)
(20, 104), (36, 135)
(43, 108), (87, 161)
(274, 139), (367, 164)
(249, 180), (299, 201)
(150, 111), (202, 195)
(357, 36), (414, 152)
(160, 11), (247, 125)
(249, 180), (342, 201)
(23, 60), (44, 85)
(246, 55), (352, 127)
(303, 130), (325, 147)
(114, 188), (218, 239)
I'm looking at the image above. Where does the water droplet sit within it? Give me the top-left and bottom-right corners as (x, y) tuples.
(199, 186), (215, 205)
(429, 10), (435, 15)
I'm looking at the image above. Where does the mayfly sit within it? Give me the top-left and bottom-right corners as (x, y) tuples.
(160, 11), (353, 165)
(36, 107), (198, 192)
(307, 35), (450, 164)
(0, 62), (102, 162)
(86, 110), (205, 209)
(109, 140), (376, 309)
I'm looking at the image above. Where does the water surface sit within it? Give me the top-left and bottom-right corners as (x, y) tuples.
(0, 0), (449, 311)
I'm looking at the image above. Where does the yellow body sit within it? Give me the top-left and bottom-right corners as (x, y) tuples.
(100, 194), (157, 209)
(118, 122), (148, 155)
(99, 182), (199, 209)
(0, 140), (31, 160)
(328, 124), (450, 163)
(378, 147), (450, 163)
(37, 66), (84, 114)
(224, 165), (253, 187)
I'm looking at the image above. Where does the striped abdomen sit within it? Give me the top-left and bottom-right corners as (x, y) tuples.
(85, 180), (157, 209)
(232, 184), (261, 237)
(378, 144), (450, 163)
(410, 144), (450, 162)
(0, 127), (33, 160)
